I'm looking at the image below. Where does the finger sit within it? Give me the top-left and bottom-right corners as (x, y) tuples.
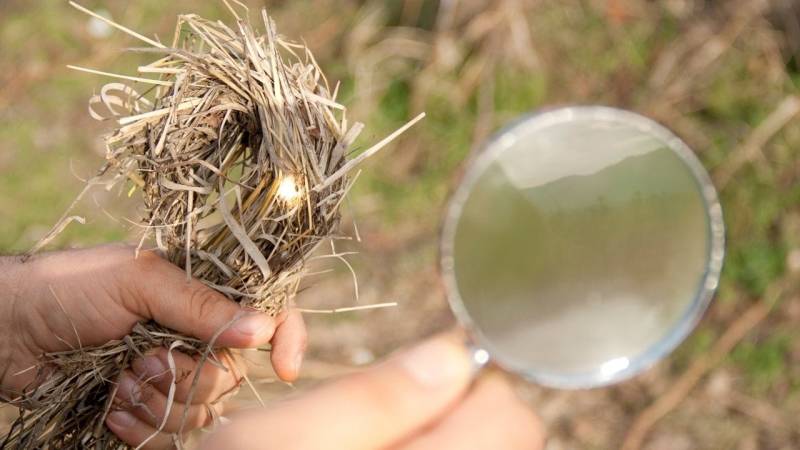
(198, 333), (473, 450)
(269, 309), (307, 382)
(125, 249), (283, 348)
(106, 409), (175, 450)
(114, 370), (220, 433)
(392, 373), (545, 450)
(131, 348), (244, 404)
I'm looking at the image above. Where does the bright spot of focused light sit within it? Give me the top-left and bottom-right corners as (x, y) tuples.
(277, 175), (302, 202)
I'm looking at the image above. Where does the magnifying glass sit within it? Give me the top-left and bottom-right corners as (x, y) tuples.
(441, 106), (725, 388)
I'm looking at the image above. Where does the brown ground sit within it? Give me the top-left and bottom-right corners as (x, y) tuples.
(2, 0), (800, 449)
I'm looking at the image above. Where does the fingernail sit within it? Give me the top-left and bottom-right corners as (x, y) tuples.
(294, 351), (304, 375)
(398, 338), (471, 388)
(116, 374), (137, 401)
(132, 355), (168, 382)
(231, 313), (274, 339)
(107, 410), (137, 428)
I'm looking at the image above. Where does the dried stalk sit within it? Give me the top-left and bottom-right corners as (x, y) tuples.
(3, 3), (422, 448)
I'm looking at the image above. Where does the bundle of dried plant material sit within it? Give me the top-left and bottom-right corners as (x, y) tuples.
(3, 2), (423, 449)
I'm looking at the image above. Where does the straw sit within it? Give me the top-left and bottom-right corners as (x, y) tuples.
(4, 3), (422, 448)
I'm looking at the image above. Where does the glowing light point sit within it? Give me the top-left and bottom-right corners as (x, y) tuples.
(277, 175), (302, 202)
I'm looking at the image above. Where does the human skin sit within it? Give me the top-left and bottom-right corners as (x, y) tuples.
(0, 245), (544, 449)
(0, 244), (306, 445)
(199, 335), (545, 450)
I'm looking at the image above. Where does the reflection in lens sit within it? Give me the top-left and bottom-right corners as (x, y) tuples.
(449, 112), (716, 383)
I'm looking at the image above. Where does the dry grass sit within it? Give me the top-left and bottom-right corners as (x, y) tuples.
(2, 1), (799, 449)
(2, 2), (420, 448)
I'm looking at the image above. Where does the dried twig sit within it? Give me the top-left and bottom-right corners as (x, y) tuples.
(6, 2), (423, 448)
(715, 95), (800, 189)
(620, 286), (783, 450)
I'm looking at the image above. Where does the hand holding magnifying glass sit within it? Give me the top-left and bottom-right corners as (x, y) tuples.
(198, 106), (724, 450)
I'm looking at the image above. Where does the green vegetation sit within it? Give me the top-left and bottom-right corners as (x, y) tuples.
(732, 332), (792, 393)
(1, 0), (799, 446)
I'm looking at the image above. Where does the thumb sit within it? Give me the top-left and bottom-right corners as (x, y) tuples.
(199, 333), (473, 450)
(126, 250), (279, 348)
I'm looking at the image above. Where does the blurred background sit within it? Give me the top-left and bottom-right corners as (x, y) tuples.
(1, 0), (800, 449)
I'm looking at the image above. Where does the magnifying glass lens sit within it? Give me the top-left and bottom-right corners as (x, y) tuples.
(444, 108), (723, 387)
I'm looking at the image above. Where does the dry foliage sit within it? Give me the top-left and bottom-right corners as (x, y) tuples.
(2, 2), (421, 448)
